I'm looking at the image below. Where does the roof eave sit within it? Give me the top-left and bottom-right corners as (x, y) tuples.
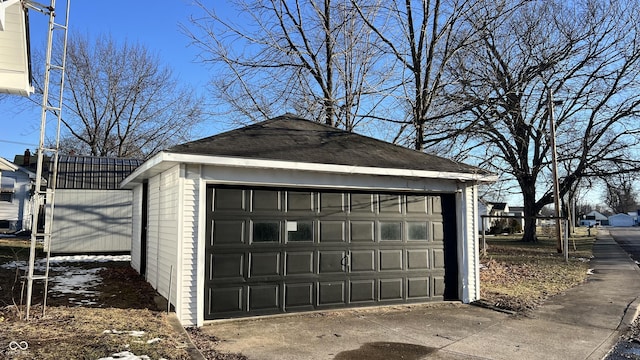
(121, 152), (497, 188)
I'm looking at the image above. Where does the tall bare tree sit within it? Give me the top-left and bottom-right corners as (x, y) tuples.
(604, 174), (639, 214)
(351, 0), (490, 150)
(60, 34), (203, 158)
(439, 0), (640, 242)
(185, 0), (391, 130)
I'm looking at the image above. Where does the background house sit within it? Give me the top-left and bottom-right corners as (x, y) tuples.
(0, 157), (35, 233)
(121, 115), (496, 326)
(49, 155), (143, 253)
(608, 213), (635, 227)
(585, 210), (608, 226)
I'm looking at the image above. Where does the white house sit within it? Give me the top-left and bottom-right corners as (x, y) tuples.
(608, 213), (635, 227)
(0, 159), (35, 233)
(121, 115), (497, 326)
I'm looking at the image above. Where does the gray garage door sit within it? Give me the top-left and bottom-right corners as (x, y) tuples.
(204, 186), (457, 320)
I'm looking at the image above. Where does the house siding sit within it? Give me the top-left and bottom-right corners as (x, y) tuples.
(178, 164), (200, 326)
(0, 170), (32, 231)
(146, 175), (160, 290)
(156, 165), (180, 305)
(51, 189), (133, 253)
(130, 185), (143, 272)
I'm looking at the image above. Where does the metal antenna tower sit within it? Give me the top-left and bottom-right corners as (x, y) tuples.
(24, 0), (70, 320)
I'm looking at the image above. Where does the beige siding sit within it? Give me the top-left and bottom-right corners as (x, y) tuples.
(51, 190), (132, 253)
(146, 176), (160, 289)
(178, 164), (200, 326)
(130, 185), (142, 272)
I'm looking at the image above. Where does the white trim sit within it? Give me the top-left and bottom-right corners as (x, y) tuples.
(0, 157), (18, 171)
(196, 170), (206, 327)
(121, 152), (497, 188)
(175, 164), (185, 319)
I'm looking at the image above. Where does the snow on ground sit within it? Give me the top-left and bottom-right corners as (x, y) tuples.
(97, 351), (168, 360)
(1, 255), (131, 306)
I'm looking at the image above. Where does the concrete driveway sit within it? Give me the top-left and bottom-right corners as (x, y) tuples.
(201, 303), (508, 359)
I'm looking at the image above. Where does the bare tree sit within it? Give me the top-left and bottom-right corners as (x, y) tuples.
(185, 0), (391, 130)
(59, 34), (204, 158)
(603, 174), (639, 214)
(351, 0), (490, 150)
(440, 0), (640, 242)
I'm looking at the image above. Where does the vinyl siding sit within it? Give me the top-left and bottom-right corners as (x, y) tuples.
(146, 175), (160, 290)
(130, 185), (142, 272)
(51, 190), (133, 253)
(0, 170), (32, 231)
(177, 164), (200, 326)
(156, 165), (180, 304)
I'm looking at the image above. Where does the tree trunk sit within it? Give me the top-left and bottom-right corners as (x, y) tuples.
(521, 185), (538, 242)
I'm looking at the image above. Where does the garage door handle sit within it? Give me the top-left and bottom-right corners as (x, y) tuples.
(341, 255), (349, 268)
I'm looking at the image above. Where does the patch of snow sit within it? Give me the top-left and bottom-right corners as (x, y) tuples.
(146, 338), (162, 344)
(103, 330), (146, 337)
(587, 268), (595, 275)
(0, 255), (131, 306)
(97, 351), (165, 360)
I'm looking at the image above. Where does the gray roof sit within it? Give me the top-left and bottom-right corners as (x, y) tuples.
(167, 114), (490, 176)
(53, 155), (144, 190)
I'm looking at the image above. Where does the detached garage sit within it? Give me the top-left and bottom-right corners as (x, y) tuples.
(121, 115), (496, 326)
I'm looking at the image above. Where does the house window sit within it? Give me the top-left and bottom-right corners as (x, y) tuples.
(0, 192), (12, 202)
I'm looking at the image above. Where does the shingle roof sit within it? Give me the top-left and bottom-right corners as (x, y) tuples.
(53, 155), (144, 190)
(166, 114), (490, 175)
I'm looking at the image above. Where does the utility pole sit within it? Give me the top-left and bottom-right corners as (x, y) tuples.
(548, 88), (563, 254)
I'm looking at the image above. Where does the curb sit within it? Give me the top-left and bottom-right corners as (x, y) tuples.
(166, 312), (206, 360)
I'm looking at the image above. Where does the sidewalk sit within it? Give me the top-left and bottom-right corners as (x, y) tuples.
(202, 232), (640, 360)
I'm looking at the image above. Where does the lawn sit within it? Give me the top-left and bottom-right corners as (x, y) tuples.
(478, 226), (596, 313)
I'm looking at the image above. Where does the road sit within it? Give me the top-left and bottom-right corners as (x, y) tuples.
(605, 227), (640, 360)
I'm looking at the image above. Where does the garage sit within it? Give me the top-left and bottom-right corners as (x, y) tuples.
(122, 114), (495, 326)
(205, 187), (457, 319)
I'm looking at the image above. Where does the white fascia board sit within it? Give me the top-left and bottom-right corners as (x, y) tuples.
(121, 151), (497, 188)
(0, 0), (21, 31)
(0, 157), (18, 171)
(167, 153), (498, 182)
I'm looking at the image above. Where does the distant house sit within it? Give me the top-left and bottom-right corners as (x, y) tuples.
(0, 158), (36, 233)
(608, 213), (635, 227)
(49, 155), (143, 253)
(585, 210), (608, 226)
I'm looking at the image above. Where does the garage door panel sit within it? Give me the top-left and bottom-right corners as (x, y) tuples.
(319, 251), (347, 273)
(433, 249), (445, 268)
(432, 222), (444, 241)
(380, 279), (403, 300)
(350, 193), (374, 213)
(433, 276), (446, 297)
(252, 190), (281, 211)
(249, 252), (280, 277)
(350, 280), (375, 303)
(320, 193), (345, 213)
(285, 283), (314, 308)
(285, 251), (314, 275)
(380, 250), (403, 271)
(249, 285), (279, 311)
(407, 249), (429, 269)
(379, 194), (402, 213)
(351, 221), (374, 242)
(214, 188), (246, 211)
(287, 191), (314, 212)
(319, 221), (345, 243)
(350, 250), (375, 272)
(408, 277), (429, 299)
(407, 195), (427, 213)
(318, 281), (345, 305)
(212, 253), (244, 279)
(208, 287), (244, 314)
(213, 220), (245, 245)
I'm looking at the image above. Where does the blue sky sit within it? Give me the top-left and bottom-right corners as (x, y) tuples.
(0, 0), (223, 161)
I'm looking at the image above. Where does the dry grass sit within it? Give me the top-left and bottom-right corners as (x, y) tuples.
(0, 306), (191, 359)
(478, 227), (595, 313)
